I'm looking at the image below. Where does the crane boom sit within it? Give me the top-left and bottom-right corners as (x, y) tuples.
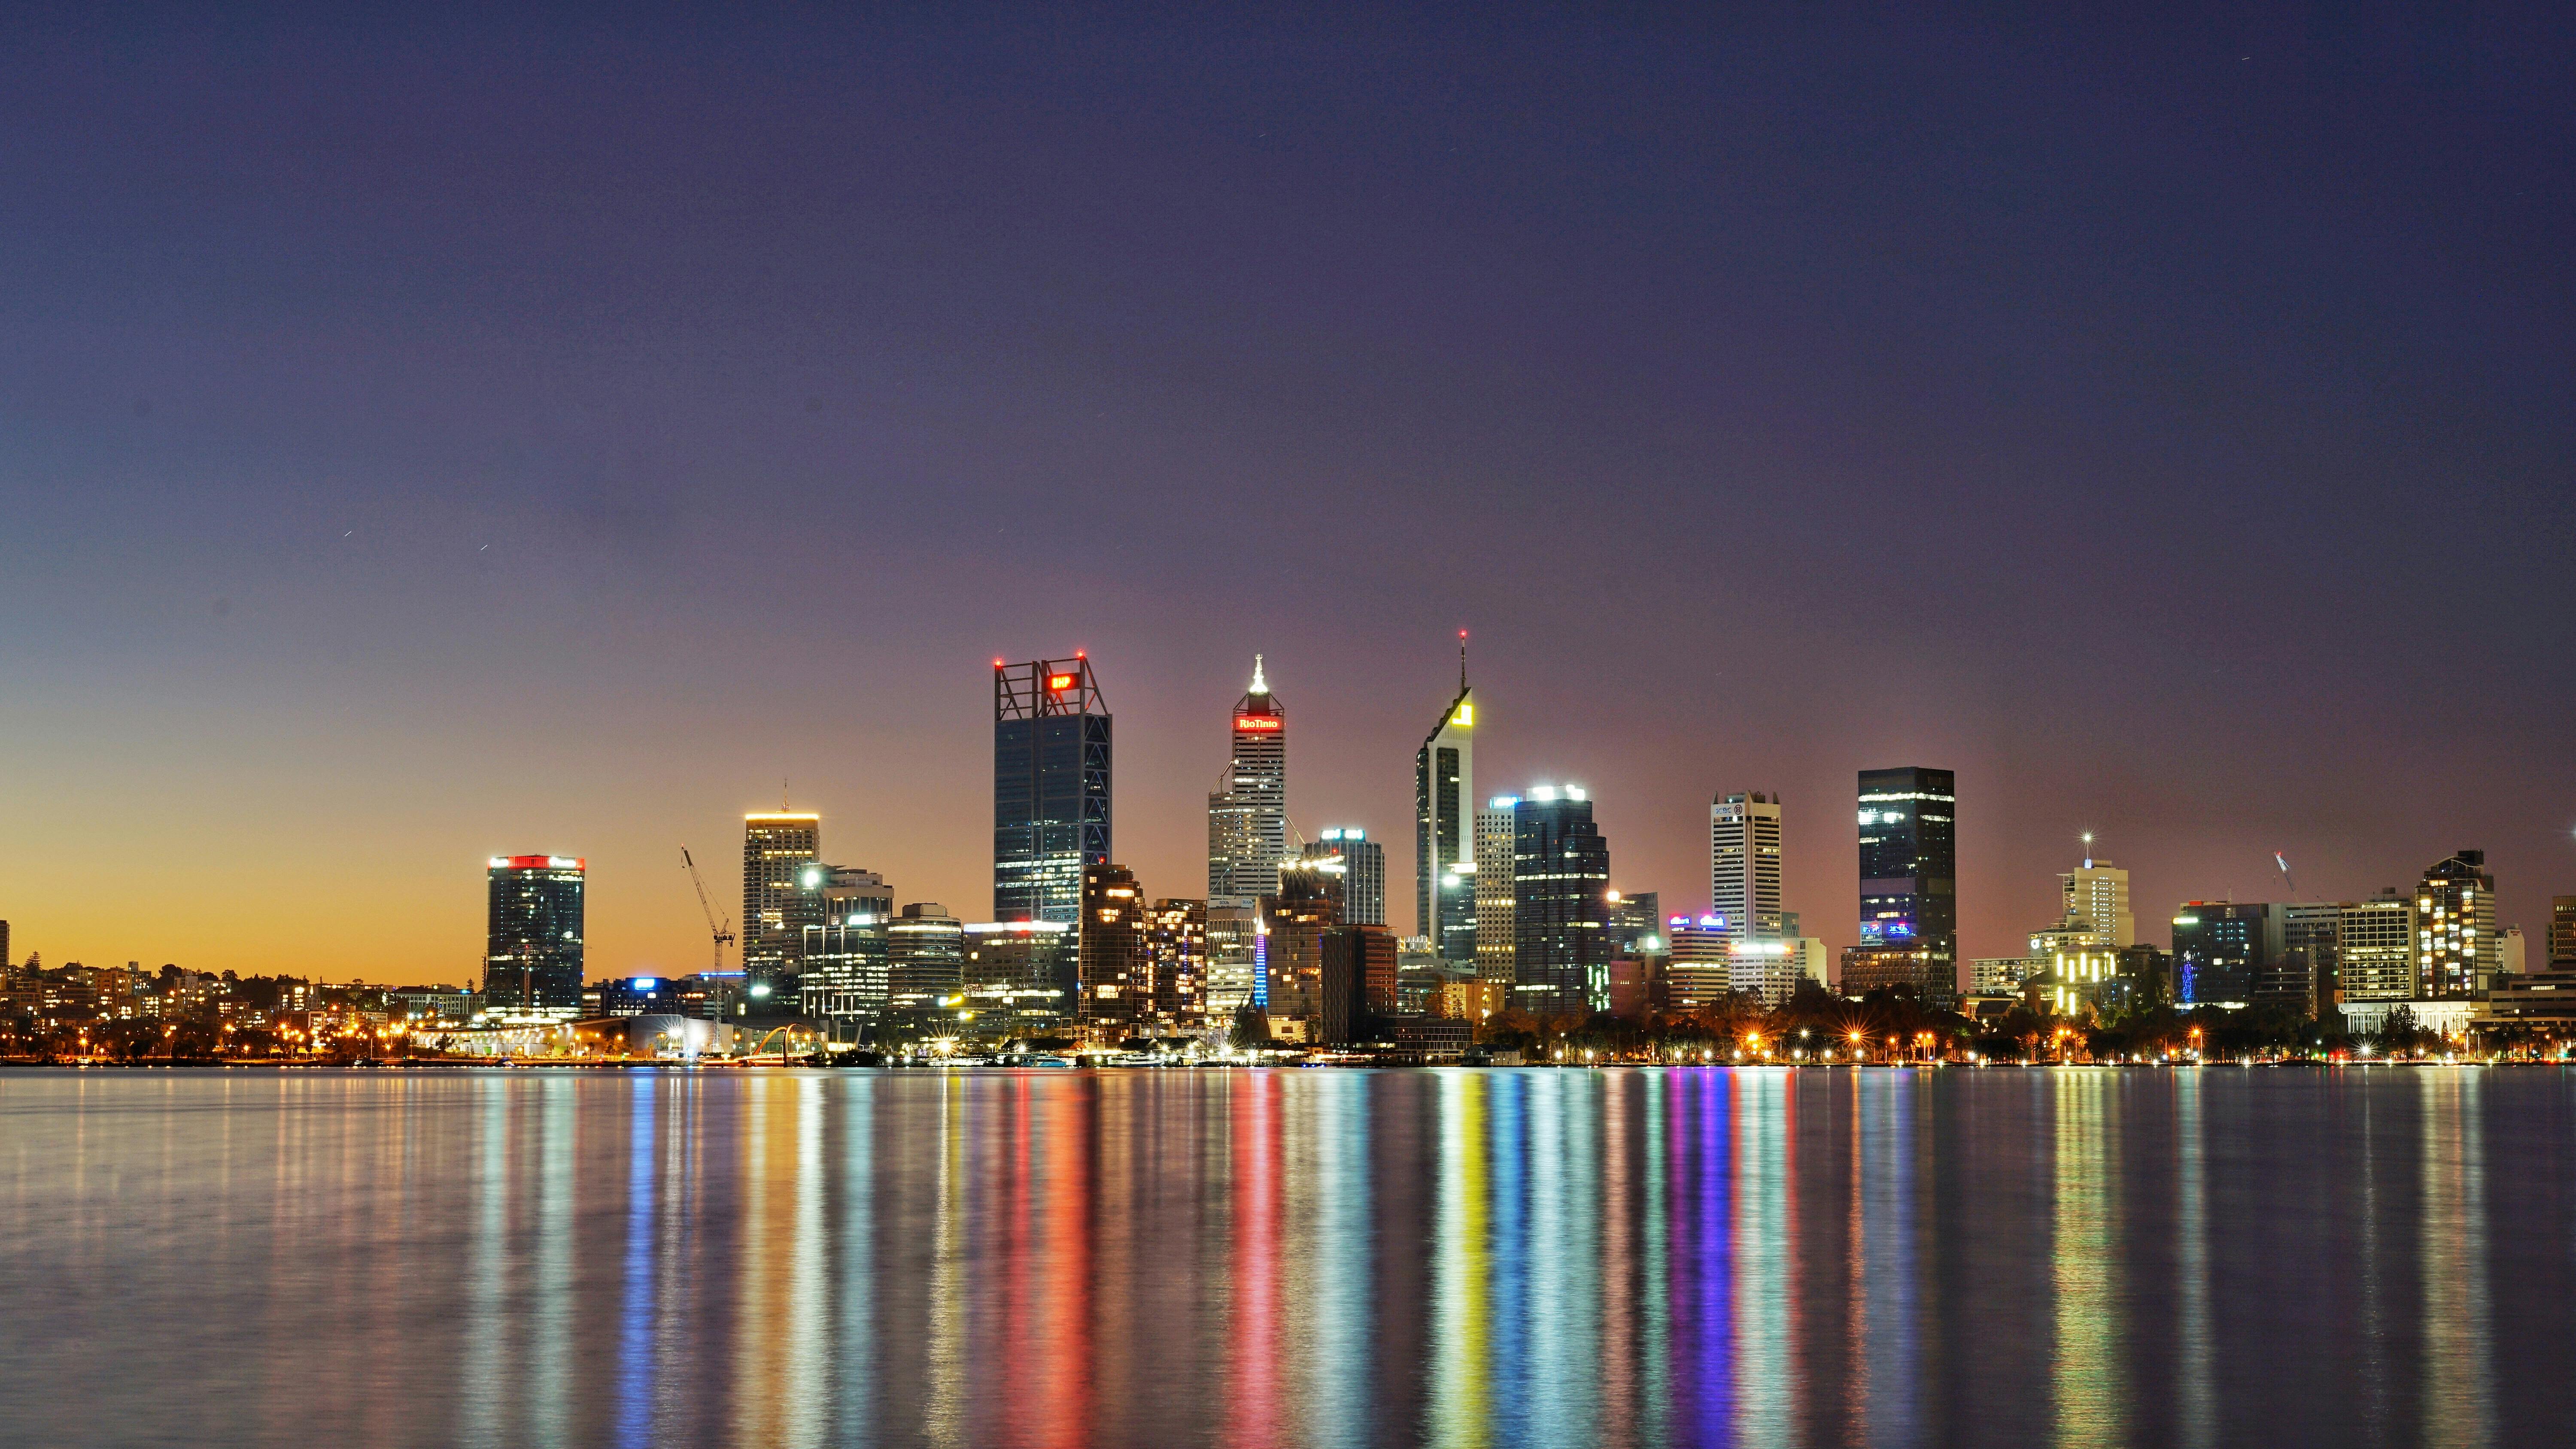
(682, 846), (735, 973)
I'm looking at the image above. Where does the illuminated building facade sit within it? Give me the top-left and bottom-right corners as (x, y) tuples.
(1260, 858), (1340, 1022)
(1207, 657), (1286, 908)
(1414, 650), (1476, 967)
(1309, 829), (1385, 926)
(1710, 791), (1783, 940)
(800, 867), (894, 1026)
(1856, 766), (1957, 1006)
(1078, 864), (1148, 1033)
(1512, 786), (1612, 1018)
(1145, 898), (1209, 1025)
(741, 812), (823, 994)
(2415, 849), (2497, 999)
(2334, 889), (2415, 1001)
(1473, 799), (1518, 984)
(888, 903), (966, 1010)
(484, 855), (585, 1010)
(1664, 916), (1732, 1009)
(962, 920), (1074, 1025)
(994, 655), (1111, 924)
(2060, 856), (2136, 948)
(2171, 901), (2274, 1006)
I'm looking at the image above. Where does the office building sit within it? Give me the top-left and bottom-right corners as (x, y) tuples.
(484, 855), (585, 1011)
(1414, 647), (1476, 967)
(1973, 956), (2045, 994)
(888, 903), (966, 1008)
(2336, 889), (2414, 1002)
(1259, 860), (1340, 1022)
(595, 977), (687, 1018)
(1606, 891), (1662, 955)
(742, 812), (823, 993)
(994, 655), (1112, 924)
(1311, 829), (1386, 926)
(2499, 926), (2526, 977)
(962, 920), (1075, 1024)
(1856, 767), (1958, 1006)
(1473, 798), (1518, 983)
(1145, 898), (1209, 1026)
(1513, 785), (1612, 1018)
(1207, 657), (1287, 907)
(2416, 850), (2497, 1000)
(1663, 916), (1732, 1008)
(1203, 902), (1259, 1017)
(1710, 792), (1783, 940)
(2033, 946), (2136, 1019)
(2260, 901), (2343, 1016)
(799, 868), (895, 1027)
(1078, 864), (1149, 1034)
(2553, 897), (2576, 967)
(1319, 924), (1398, 1046)
(2060, 855), (2136, 949)
(1729, 937), (1812, 1008)
(2172, 902), (2275, 1007)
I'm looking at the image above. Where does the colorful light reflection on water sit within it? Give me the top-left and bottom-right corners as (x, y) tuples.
(4, 1066), (2573, 1447)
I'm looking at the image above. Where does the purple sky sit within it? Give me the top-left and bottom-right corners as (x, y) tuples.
(2, 5), (2570, 982)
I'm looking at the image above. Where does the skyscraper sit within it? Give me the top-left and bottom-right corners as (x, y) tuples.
(800, 867), (893, 1031)
(1856, 767), (1957, 1005)
(484, 855), (585, 1011)
(2172, 901), (2274, 1006)
(2552, 896), (2576, 968)
(1513, 785), (1612, 1018)
(742, 811), (823, 994)
(1310, 829), (1386, 926)
(1260, 858), (1340, 1026)
(1414, 642), (1476, 967)
(2415, 849), (2497, 999)
(1208, 657), (1287, 908)
(1710, 791), (1783, 941)
(1078, 863), (1148, 1034)
(1145, 898), (1209, 1027)
(1473, 797), (1519, 984)
(994, 655), (1111, 924)
(2060, 851), (2136, 948)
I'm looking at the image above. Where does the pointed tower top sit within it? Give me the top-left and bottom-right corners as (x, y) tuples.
(1250, 653), (1267, 694)
(1458, 629), (1468, 691)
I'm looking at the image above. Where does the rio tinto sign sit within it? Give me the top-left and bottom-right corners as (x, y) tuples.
(1233, 715), (1282, 731)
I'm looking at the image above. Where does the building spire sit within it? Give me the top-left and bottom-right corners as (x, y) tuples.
(1458, 629), (1469, 692)
(1250, 653), (1267, 693)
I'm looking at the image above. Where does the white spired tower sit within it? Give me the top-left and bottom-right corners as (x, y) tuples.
(1207, 655), (1287, 907)
(1710, 791), (1784, 940)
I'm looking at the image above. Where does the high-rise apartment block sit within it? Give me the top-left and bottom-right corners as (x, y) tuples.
(742, 812), (822, 991)
(1473, 797), (1518, 984)
(2415, 850), (2496, 999)
(484, 855), (585, 1011)
(1260, 858), (1340, 1024)
(1310, 829), (1385, 926)
(1710, 792), (1783, 940)
(1856, 767), (1957, 1006)
(995, 655), (1111, 925)
(1207, 657), (1286, 907)
(1414, 649), (1476, 967)
(1512, 785), (1611, 1018)
(1145, 898), (1209, 1025)
(1077, 864), (1148, 1034)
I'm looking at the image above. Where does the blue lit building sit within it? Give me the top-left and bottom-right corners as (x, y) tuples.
(993, 655), (1111, 924)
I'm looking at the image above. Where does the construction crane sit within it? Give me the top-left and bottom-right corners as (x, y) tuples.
(682, 846), (735, 974)
(2275, 851), (2301, 900)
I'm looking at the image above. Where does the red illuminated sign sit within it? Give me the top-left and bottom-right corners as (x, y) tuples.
(1233, 715), (1282, 731)
(1046, 673), (1079, 691)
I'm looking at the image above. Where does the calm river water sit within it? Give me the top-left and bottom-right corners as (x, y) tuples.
(5, 1066), (2572, 1448)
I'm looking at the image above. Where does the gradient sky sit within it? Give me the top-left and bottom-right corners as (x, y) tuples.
(3, 5), (2571, 985)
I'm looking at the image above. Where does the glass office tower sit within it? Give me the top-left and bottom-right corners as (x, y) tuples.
(1512, 786), (1612, 1018)
(484, 855), (585, 1011)
(1414, 650), (1476, 967)
(1856, 766), (1957, 1006)
(994, 655), (1112, 924)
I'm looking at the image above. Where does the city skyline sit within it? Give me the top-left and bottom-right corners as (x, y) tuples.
(3, 11), (2570, 985)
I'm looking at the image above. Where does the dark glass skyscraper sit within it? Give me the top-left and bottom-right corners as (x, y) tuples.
(484, 855), (585, 1010)
(1513, 787), (1612, 1018)
(1414, 645), (1475, 966)
(994, 655), (1111, 924)
(1856, 766), (1957, 1005)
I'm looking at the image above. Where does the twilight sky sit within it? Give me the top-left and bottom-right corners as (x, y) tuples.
(3, 5), (2571, 984)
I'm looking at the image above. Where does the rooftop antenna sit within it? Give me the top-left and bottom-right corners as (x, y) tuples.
(1458, 629), (1468, 691)
(1251, 652), (1267, 693)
